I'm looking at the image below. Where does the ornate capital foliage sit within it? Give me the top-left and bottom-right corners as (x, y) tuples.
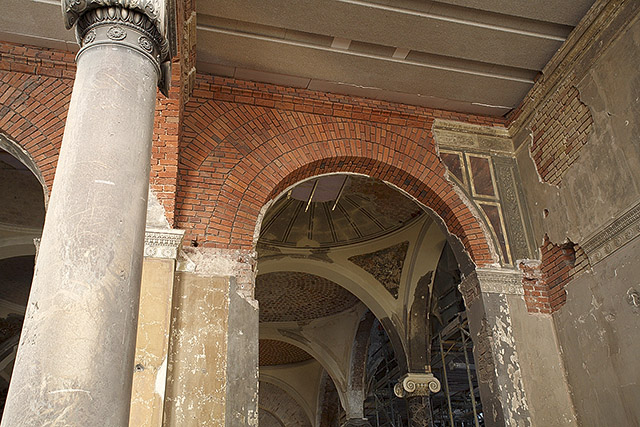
(144, 228), (185, 259)
(393, 373), (441, 398)
(62, 0), (176, 95)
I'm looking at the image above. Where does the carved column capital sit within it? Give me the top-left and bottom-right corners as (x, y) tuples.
(144, 228), (184, 259)
(61, 0), (176, 95)
(393, 373), (441, 398)
(459, 268), (524, 307)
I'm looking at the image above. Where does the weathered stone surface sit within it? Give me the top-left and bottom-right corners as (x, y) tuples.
(2, 36), (158, 426)
(163, 273), (230, 426)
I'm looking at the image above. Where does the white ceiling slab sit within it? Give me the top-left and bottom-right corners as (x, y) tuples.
(0, 0), (598, 117)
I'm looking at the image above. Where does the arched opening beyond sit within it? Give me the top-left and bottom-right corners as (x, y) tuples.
(253, 173), (488, 425)
(0, 142), (46, 417)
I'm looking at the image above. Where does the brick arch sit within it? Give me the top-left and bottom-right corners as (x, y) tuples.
(0, 72), (72, 192)
(178, 101), (495, 265)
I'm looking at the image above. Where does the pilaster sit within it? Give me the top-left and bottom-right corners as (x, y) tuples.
(129, 229), (184, 427)
(459, 269), (531, 427)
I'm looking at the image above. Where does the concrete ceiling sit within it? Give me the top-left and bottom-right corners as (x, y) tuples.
(197, 0), (597, 116)
(1, 1), (596, 117)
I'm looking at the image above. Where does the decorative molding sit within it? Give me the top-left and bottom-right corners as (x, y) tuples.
(458, 271), (481, 307)
(393, 373), (441, 398)
(493, 156), (535, 261)
(62, 1), (175, 95)
(144, 228), (184, 259)
(582, 201), (640, 265)
(459, 269), (523, 306)
(433, 119), (513, 154)
(476, 268), (524, 295)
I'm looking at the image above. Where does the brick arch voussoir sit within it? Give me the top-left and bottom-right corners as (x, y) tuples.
(210, 150), (492, 264)
(0, 76), (70, 192)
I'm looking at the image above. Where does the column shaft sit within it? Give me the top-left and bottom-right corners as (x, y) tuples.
(2, 35), (158, 425)
(407, 395), (433, 427)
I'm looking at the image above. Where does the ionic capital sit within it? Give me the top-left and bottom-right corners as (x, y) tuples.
(393, 372), (441, 398)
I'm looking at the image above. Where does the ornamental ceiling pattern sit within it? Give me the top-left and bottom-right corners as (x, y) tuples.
(259, 339), (313, 366)
(348, 241), (410, 298)
(255, 271), (360, 322)
(259, 175), (423, 248)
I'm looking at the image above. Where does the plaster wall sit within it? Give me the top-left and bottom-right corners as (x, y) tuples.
(506, 294), (577, 426)
(163, 272), (230, 426)
(554, 237), (640, 426)
(515, 12), (640, 427)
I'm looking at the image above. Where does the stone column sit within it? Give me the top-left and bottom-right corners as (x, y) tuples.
(1, 2), (174, 426)
(458, 269), (532, 427)
(394, 372), (441, 427)
(129, 229), (184, 427)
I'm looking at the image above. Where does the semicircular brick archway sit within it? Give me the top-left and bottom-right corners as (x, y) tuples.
(178, 99), (496, 266)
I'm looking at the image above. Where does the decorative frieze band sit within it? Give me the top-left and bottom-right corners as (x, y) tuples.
(144, 228), (185, 259)
(459, 269), (524, 307)
(582, 201), (640, 265)
(433, 119), (513, 154)
(393, 373), (441, 398)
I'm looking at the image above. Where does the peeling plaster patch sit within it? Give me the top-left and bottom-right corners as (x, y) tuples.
(489, 296), (531, 426)
(155, 356), (167, 398)
(177, 246), (257, 302)
(348, 241), (409, 298)
(146, 189), (171, 229)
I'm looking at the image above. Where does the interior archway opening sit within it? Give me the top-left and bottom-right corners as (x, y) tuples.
(255, 173), (485, 426)
(0, 146), (46, 416)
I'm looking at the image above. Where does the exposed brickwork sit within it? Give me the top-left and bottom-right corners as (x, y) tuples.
(0, 42), (76, 79)
(529, 79), (593, 186)
(256, 272), (360, 322)
(521, 236), (590, 313)
(177, 75), (503, 265)
(1, 41), (506, 264)
(151, 60), (182, 226)
(0, 41), (183, 224)
(259, 381), (312, 427)
(0, 46), (73, 190)
(259, 339), (312, 366)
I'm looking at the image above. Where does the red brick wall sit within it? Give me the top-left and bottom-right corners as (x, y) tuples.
(0, 43), (75, 191)
(529, 79), (593, 186)
(0, 41), (182, 223)
(1, 41), (507, 266)
(176, 75), (504, 265)
(521, 236), (590, 313)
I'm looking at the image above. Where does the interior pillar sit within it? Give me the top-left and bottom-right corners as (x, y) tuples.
(459, 268), (533, 427)
(1, 2), (173, 425)
(394, 372), (441, 427)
